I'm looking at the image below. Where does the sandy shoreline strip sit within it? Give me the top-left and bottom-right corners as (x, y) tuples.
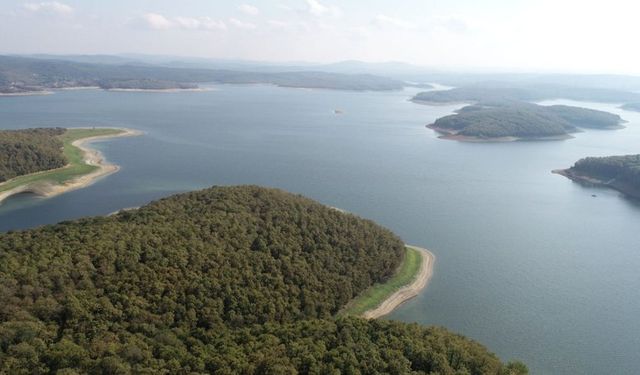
(0, 91), (54, 97)
(0, 128), (141, 205)
(106, 87), (213, 93)
(363, 245), (435, 319)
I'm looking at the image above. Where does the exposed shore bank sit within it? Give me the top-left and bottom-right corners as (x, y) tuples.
(0, 128), (141, 205)
(105, 87), (213, 93)
(552, 168), (640, 200)
(427, 124), (573, 142)
(362, 245), (435, 319)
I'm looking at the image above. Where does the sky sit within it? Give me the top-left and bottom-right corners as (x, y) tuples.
(1, 0), (639, 74)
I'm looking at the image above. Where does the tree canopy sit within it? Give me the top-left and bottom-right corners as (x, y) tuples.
(0, 128), (67, 182)
(571, 154), (640, 190)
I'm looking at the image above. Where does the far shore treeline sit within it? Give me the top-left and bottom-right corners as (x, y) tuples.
(0, 55), (406, 93)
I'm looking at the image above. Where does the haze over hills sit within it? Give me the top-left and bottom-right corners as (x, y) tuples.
(0, 55), (407, 93)
(14, 54), (640, 93)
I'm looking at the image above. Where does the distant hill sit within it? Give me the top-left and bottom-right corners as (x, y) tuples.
(14, 54), (640, 92)
(556, 154), (640, 199)
(429, 102), (623, 140)
(0, 55), (406, 93)
(621, 102), (640, 112)
(0, 185), (526, 373)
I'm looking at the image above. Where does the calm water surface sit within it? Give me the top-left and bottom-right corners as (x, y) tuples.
(1, 87), (639, 374)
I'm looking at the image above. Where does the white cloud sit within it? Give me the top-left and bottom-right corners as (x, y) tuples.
(137, 13), (227, 31)
(142, 13), (173, 30)
(174, 16), (201, 30)
(239, 4), (259, 16)
(229, 18), (257, 30)
(347, 26), (371, 39)
(177, 16), (227, 31)
(306, 0), (342, 17)
(372, 15), (414, 30)
(267, 19), (311, 33)
(24, 1), (73, 15)
(268, 19), (290, 29)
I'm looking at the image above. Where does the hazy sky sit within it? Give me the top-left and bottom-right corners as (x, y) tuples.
(1, 0), (639, 74)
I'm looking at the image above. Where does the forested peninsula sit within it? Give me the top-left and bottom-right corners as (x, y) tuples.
(0, 185), (527, 374)
(554, 154), (640, 199)
(426, 102), (623, 141)
(0, 127), (139, 204)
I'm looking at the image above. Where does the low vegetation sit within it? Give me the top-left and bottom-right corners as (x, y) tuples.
(341, 246), (422, 316)
(0, 185), (526, 374)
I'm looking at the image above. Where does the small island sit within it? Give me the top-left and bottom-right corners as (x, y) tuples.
(427, 103), (623, 142)
(0, 127), (140, 204)
(554, 154), (640, 199)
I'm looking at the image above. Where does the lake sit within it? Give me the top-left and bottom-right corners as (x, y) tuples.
(1, 86), (639, 374)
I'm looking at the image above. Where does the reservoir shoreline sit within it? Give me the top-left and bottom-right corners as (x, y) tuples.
(553, 168), (640, 200)
(363, 245), (435, 319)
(0, 128), (141, 205)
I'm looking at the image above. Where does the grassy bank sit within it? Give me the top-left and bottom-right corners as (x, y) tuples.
(0, 128), (125, 193)
(341, 245), (422, 316)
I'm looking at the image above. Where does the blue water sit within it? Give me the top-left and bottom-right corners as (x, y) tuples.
(1, 87), (640, 374)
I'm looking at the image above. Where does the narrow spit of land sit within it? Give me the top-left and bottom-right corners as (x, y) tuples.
(341, 245), (435, 319)
(0, 127), (140, 204)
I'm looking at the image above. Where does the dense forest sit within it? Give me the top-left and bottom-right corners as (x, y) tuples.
(430, 103), (622, 139)
(0, 55), (405, 93)
(0, 128), (67, 182)
(0, 185), (526, 374)
(565, 154), (640, 198)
